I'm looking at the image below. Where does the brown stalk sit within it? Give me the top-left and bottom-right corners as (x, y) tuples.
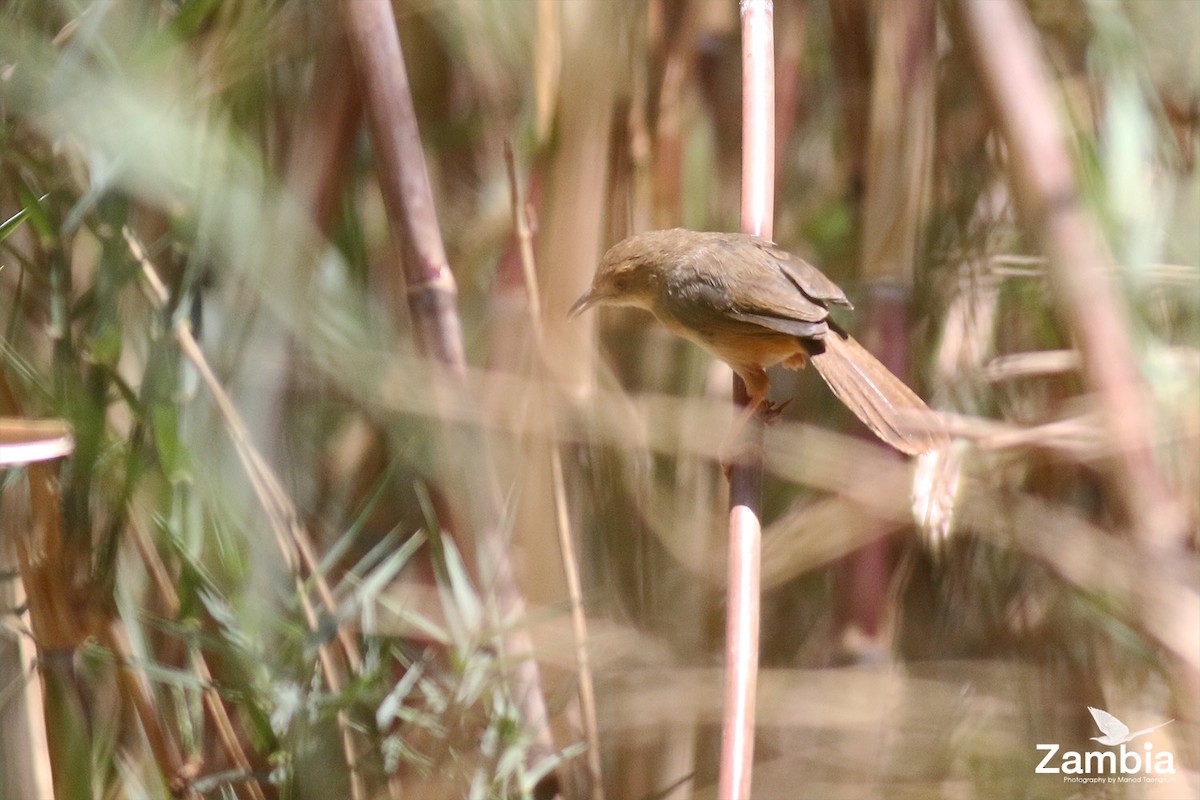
(1, 377), (84, 795)
(720, 1), (774, 797)
(338, 0), (558, 791)
(0, 375), (58, 800)
(950, 0), (1189, 547)
(505, 144), (606, 800)
(834, 0), (936, 654)
(2, 397), (192, 793)
(651, 0), (700, 229)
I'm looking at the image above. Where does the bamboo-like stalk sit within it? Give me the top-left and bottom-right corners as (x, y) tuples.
(0, 479), (55, 800)
(720, 1), (774, 797)
(950, 0), (1189, 548)
(338, 1), (558, 791)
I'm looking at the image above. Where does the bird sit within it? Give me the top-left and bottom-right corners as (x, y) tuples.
(569, 229), (945, 455)
(1087, 706), (1173, 746)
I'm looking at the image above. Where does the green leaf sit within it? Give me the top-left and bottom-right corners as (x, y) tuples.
(14, 184), (53, 241)
(0, 192), (49, 242)
(151, 402), (191, 482)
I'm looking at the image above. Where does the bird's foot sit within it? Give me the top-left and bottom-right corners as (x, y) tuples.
(758, 398), (791, 424)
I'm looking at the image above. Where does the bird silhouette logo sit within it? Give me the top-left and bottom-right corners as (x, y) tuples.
(1087, 707), (1173, 746)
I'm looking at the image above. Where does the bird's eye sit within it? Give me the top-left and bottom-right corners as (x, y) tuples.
(611, 276), (628, 291)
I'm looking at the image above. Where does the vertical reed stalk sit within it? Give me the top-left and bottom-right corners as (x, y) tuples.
(721, 1), (774, 796)
(834, 0), (936, 657)
(340, 1), (558, 792)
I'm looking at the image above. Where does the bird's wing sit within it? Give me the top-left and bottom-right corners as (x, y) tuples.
(1088, 707), (1130, 740)
(675, 240), (833, 336)
(761, 242), (854, 309)
(659, 271), (829, 340)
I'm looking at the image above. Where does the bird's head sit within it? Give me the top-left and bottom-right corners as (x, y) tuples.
(568, 231), (677, 317)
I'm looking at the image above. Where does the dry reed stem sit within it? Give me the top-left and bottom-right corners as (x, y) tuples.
(0, 376), (64, 798)
(0, 526), (55, 800)
(339, 0), (465, 369)
(339, 1), (558, 789)
(835, 0), (936, 645)
(720, 1), (775, 797)
(8, 446), (190, 793)
(504, 144), (605, 799)
(952, 0), (1189, 548)
(837, 0), (932, 640)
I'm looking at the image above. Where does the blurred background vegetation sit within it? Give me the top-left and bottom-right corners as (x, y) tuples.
(0, 0), (1197, 798)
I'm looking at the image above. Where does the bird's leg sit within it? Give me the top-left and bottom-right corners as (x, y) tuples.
(782, 352), (806, 370)
(720, 367), (778, 477)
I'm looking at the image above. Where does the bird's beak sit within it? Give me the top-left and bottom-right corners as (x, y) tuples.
(568, 288), (601, 318)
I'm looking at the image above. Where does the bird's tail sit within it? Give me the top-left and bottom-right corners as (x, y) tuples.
(808, 331), (946, 455)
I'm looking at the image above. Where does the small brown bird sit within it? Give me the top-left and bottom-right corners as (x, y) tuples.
(569, 229), (944, 455)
